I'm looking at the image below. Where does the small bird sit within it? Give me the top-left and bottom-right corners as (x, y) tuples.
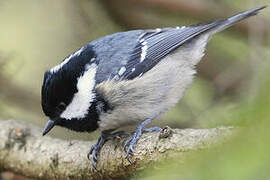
(41, 6), (266, 167)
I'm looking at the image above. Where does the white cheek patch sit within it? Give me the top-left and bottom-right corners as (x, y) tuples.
(60, 63), (97, 120)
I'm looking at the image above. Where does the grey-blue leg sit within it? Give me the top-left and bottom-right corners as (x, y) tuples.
(124, 118), (162, 162)
(88, 130), (129, 169)
(144, 126), (162, 132)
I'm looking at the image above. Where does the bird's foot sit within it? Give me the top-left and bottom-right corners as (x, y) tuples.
(124, 118), (161, 162)
(88, 130), (129, 169)
(144, 126), (162, 132)
(88, 135), (106, 169)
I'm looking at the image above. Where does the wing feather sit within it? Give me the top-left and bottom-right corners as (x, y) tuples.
(120, 20), (223, 80)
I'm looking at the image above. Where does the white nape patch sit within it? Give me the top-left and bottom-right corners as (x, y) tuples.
(140, 43), (148, 62)
(50, 47), (84, 73)
(60, 63), (97, 120)
(176, 26), (186, 30)
(50, 55), (72, 73)
(156, 28), (161, 32)
(73, 47), (83, 56)
(90, 58), (95, 62)
(118, 67), (126, 76)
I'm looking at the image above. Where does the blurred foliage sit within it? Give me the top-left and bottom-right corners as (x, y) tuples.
(0, 0), (269, 178)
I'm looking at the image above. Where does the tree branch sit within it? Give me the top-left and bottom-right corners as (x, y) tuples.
(0, 120), (234, 180)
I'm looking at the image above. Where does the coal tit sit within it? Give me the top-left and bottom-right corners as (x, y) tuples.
(41, 6), (266, 167)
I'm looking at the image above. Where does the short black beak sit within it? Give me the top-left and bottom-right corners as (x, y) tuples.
(42, 120), (55, 136)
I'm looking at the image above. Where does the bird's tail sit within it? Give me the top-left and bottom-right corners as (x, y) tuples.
(210, 6), (267, 34)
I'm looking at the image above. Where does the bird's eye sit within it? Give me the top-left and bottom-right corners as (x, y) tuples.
(57, 102), (66, 111)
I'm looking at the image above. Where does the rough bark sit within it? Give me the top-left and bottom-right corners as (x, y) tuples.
(0, 120), (234, 180)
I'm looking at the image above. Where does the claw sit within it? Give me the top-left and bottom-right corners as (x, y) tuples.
(88, 147), (98, 170)
(91, 158), (97, 170)
(93, 152), (98, 162)
(87, 145), (95, 160)
(124, 129), (142, 162)
(123, 117), (161, 163)
(89, 146), (94, 154)
(126, 153), (132, 163)
(87, 150), (91, 160)
(126, 146), (134, 162)
(126, 146), (133, 155)
(88, 130), (129, 169)
(87, 135), (104, 169)
(124, 138), (132, 152)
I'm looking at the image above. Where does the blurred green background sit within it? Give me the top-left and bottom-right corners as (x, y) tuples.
(0, 0), (269, 179)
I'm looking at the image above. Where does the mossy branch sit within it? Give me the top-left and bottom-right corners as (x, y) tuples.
(0, 120), (234, 180)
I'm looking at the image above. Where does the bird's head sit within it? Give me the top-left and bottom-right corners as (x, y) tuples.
(41, 45), (100, 135)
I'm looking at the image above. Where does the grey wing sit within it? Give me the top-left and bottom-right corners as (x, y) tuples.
(120, 5), (267, 80)
(92, 22), (224, 83)
(90, 30), (144, 84)
(92, 6), (266, 83)
(120, 20), (224, 80)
